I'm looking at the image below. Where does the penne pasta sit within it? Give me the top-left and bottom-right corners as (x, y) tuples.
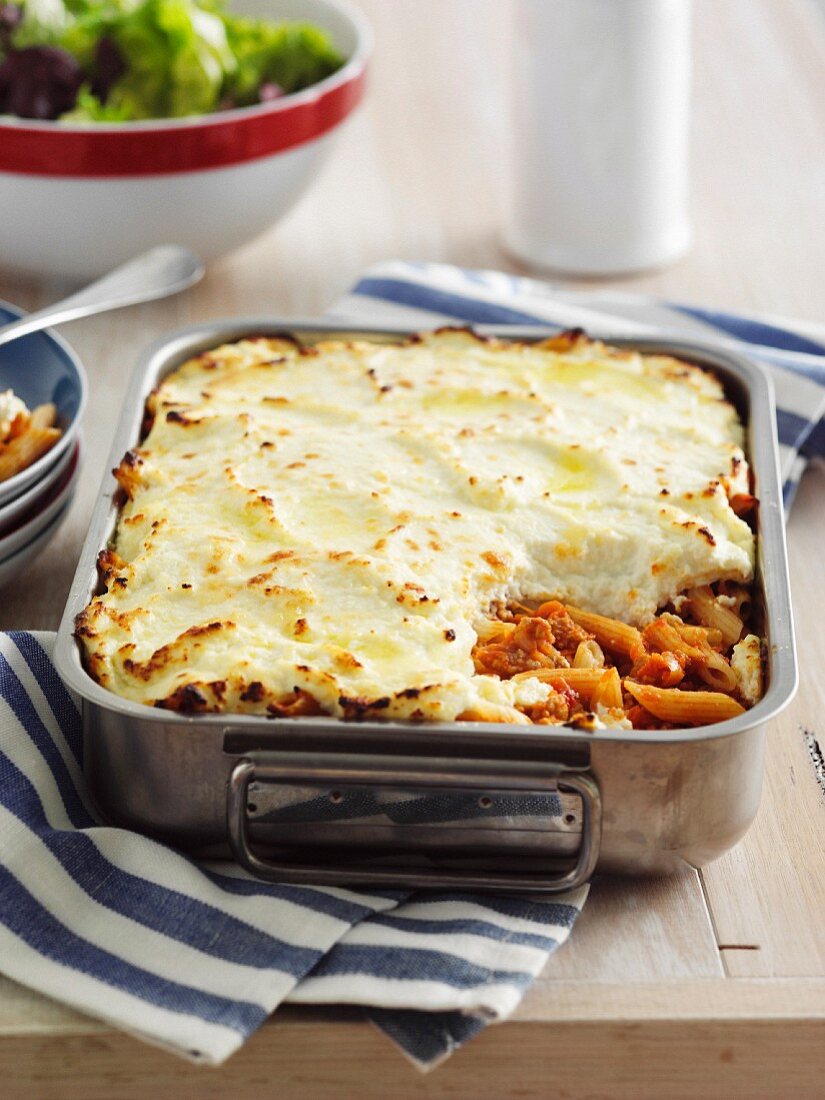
(624, 681), (745, 725)
(29, 403), (57, 431)
(474, 618), (516, 642)
(0, 426), (61, 483)
(456, 704), (531, 725)
(644, 609), (738, 692)
(591, 667), (623, 710)
(512, 666), (617, 705)
(573, 639), (605, 669)
(512, 666), (603, 687)
(643, 617), (686, 654)
(564, 605), (643, 658)
(687, 586), (743, 646)
(695, 650), (738, 693)
(717, 581), (752, 622)
(662, 614), (724, 650)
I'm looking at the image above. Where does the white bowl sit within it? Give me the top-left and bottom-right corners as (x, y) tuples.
(0, 441), (81, 559)
(0, 498), (74, 589)
(0, 432), (79, 529)
(0, 301), (87, 508)
(0, 0), (372, 279)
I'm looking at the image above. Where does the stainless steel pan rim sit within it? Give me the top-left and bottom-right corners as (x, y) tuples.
(53, 318), (798, 744)
(50, 317), (798, 888)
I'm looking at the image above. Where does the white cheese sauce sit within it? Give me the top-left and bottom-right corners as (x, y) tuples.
(79, 330), (755, 719)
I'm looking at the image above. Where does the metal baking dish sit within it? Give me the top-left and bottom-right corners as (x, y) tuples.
(54, 320), (798, 893)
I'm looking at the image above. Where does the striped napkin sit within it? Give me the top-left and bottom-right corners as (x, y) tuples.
(2, 261), (823, 1072)
(0, 631), (585, 1068)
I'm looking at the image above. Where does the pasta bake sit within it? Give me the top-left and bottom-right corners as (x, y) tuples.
(77, 328), (763, 729)
(0, 389), (62, 483)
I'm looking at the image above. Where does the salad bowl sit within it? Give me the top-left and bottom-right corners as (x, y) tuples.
(0, 0), (372, 278)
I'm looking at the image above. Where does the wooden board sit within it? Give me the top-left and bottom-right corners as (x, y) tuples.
(1, 1013), (824, 1100)
(701, 465), (825, 980)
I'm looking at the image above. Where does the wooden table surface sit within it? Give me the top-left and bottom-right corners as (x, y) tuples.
(1, 1), (824, 1097)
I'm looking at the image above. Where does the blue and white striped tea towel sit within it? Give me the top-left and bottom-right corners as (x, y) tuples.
(0, 632), (584, 1068)
(1, 261), (823, 1072)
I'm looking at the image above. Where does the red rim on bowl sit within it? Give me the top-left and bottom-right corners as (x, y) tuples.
(0, 1), (371, 177)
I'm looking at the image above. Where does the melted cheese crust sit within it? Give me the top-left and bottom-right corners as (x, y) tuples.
(78, 329), (755, 720)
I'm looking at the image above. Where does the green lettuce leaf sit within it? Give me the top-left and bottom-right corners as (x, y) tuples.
(7, 0), (344, 120)
(222, 17), (343, 106)
(12, 0), (72, 48)
(97, 0), (234, 118)
(60, 82), (132, 119)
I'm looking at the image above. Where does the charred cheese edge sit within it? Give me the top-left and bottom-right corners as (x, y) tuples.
(77, 329), (756, 720)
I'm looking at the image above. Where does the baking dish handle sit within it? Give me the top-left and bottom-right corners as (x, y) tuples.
(226, 753), (601, 894)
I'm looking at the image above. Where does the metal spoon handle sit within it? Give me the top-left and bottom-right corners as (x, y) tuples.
(0, 246), (204, 350)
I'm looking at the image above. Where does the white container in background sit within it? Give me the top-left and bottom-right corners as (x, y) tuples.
(505, 0), (692, 276)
